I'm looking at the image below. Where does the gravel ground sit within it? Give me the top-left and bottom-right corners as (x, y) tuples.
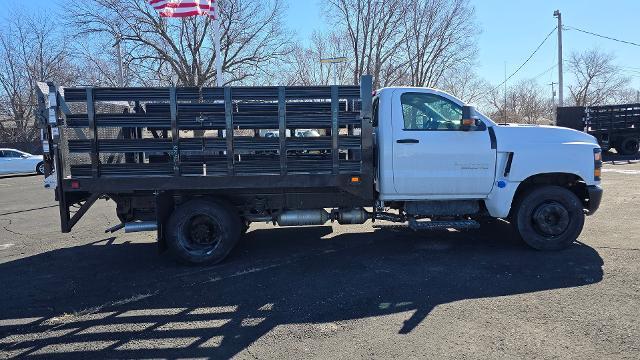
(0, 160), (638, 359)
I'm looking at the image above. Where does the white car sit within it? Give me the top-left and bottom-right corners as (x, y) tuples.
(0, 148), (45, 175)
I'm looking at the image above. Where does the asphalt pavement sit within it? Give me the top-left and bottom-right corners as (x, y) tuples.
(0, 160), (638, 359)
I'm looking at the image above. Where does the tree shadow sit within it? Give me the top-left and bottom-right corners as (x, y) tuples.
(0, 222), (603, 359)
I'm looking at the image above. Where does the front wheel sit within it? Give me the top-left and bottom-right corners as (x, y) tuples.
(166, 199), (241, 265)
(513, 185), (585, 250)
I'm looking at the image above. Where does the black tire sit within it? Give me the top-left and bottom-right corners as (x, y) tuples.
(617, 137), (640, 155)
(166, 199), (241, 265)
(513, 185), (585, 251)
(36, 162), (45, 175)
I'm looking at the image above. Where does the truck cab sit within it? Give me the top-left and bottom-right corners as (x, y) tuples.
(374, 86), (603, 249)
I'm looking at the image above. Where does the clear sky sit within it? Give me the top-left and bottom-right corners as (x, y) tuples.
(7, 0), (640, 90)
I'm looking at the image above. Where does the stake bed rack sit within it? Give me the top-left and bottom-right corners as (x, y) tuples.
(37, 76), (374, 232)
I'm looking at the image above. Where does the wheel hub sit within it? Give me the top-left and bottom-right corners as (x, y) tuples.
(532, 202), (570, 237)
(188, 215), (219, 246)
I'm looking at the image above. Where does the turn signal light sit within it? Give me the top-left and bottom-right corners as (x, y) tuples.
(462, 119), (475, 126)
(351, 176), (361, 183)
(594, 148), (602, 181)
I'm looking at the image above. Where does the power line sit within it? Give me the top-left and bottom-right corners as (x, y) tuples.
(564, 25), (640, 47)
(486, 27), (558, 95)
(533, 63), (558, 80)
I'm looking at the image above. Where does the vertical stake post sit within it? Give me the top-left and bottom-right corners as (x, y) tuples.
(331, 86), (339, 175)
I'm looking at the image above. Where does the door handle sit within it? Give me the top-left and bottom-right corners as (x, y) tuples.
(397, 139), (419, 144)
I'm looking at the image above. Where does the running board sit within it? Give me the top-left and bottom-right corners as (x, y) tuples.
(409, 219), (480, 231)
(372, 219), (481, 231)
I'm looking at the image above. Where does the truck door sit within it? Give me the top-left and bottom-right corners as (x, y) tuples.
(391, 90), (496, 197)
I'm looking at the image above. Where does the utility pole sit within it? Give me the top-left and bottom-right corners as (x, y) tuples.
(554, 10), (564, 107)
(549, 82), (557, 123)
(114, 33), (125, 87)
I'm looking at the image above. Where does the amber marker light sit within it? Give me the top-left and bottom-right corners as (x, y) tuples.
(594, 148), (602, 181)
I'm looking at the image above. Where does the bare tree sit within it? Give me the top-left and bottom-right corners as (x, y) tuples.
(323, 0), (479, 88)
(0, 12), (77, 144)
(402, 0), (478, 88)
(567, 49), (630, 106)
(67, 0), (294, 86)
(285, 32), (351, 86)
(487, 79), (551, 124)
(437, 63), (489, 104)
(324, 0), (408, 87)
(613, 87), (640, 104)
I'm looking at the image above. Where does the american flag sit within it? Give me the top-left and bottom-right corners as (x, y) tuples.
(148, 0), (217, 19)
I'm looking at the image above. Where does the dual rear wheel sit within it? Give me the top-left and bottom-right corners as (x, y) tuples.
(166, 199), (242, 265)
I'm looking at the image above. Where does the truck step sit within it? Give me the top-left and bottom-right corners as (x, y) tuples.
(372, 219), (481, 232)
(408, 219), (480, 231)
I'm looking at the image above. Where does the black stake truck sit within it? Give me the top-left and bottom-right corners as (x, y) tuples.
(37, 76), (603, 265)
(557, 103), (640, 155)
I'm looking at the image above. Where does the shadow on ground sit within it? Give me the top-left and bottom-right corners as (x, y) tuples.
(603, 151), (640, 163)
(0, 173), (38, 180)
(0, 221), (603, 358)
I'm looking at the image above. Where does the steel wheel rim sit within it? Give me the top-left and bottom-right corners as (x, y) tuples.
(531, 201), (570, 237)
(181, 214), (222, 256)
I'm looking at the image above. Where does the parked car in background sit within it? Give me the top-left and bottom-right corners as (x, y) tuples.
(0, 148), (44, 175)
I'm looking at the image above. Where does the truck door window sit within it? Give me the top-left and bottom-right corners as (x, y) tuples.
(401, 92), (463, 131)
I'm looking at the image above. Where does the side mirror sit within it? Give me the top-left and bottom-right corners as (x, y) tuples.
(461, 105), (484, 131)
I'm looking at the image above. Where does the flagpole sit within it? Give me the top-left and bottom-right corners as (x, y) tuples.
(212, 1), (223, 87)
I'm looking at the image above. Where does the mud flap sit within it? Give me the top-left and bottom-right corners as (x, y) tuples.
(155, 191), (174, 253)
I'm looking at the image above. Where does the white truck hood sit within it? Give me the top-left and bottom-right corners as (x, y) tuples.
(492, 124), (598, 151)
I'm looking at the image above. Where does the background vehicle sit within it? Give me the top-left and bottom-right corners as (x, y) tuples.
(557, 103), (640, 155)
(37, 77), (603, 265)
(0, 148), (45, 175)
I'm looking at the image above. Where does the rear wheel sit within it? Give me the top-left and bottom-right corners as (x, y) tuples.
(513, 185), (585, 250)
(166, 199), (241, 265)
(617, 137), (639, 155)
